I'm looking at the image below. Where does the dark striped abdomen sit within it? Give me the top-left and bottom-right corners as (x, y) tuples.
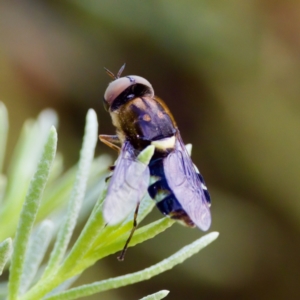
(147, 155), (195, 227)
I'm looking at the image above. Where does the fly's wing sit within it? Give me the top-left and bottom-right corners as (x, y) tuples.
(163, 132), (211, 231)
(103, 141), (150, 225)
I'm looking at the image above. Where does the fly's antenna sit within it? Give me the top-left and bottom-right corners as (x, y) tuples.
(104, 67), (116, 79)
(116, 63), (126, 78)
(104, 63), (126, 80)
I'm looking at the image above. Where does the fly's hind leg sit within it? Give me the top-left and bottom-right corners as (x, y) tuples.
(117, 202), (140, 261)
(99, 134), (121, 152)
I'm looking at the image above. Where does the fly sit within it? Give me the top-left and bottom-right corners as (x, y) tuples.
(100, 64), (211, 260)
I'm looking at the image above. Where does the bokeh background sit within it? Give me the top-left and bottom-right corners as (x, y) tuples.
(1, 1), (300, 299)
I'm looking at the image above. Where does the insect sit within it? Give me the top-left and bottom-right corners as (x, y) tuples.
(100, 64), (211, 260)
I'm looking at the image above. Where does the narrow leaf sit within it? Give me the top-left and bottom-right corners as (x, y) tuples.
(20, 220), (54, 294)
(43, 232), (219, 300)
(139, 290), (169, 300)
(137, 145), (155, 164)
(57, 187), (107, 275)
(43, 109), (98, 278)
(0, 238), (13, 275)
(46, 275), (80, 297)
(7, 127), (57, 300)
(89, 193), (155, 256)
(20, 177), (107, 300)
(69, 213), (174, 276)
(95, 217), (173, 257)
(0, 110), (58, 241)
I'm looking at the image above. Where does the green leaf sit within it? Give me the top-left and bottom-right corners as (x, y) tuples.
(20, 220), (54, 294)
(139, 290), (170, 300)
(7, 126), (57, 300)
(46, 275), (80, 298)
(0, 110), (58, 241)
(137, 145), (155, 164)
(89, 193), (155, 255)
(0, 238), (13, 276)
(20, 190), (107, 300)
(42, 109), (98, 278)
(57, 188), (106, 275)
(43, 232), (219, 300)
(84, 217), (175, 266)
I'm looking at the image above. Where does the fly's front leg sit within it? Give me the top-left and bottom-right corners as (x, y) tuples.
(100, 135), (121, 182)
(99, 134), (121, 152)
(99, 135), (121, 168)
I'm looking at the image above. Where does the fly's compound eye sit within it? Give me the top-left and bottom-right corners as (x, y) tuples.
(104, 76), (154, 110)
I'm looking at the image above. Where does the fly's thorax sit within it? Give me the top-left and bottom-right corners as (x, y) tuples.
(107, 95), (177, 151)
(116, 96), (177, 147)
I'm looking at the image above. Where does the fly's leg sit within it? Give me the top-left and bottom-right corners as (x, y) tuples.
(117, 202), (140, 261)
(100, 135), (120, 179)
(104, 165), (116, 182)
(99, 135), (121, 152)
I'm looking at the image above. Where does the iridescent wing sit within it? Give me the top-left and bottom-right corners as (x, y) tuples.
(163, 132), (211, 231)
(103, 141), (150, 225)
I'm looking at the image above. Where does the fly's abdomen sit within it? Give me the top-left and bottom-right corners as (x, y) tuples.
(148, 156), (195, 227)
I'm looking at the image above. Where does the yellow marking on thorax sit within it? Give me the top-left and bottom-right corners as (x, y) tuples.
(109, 111), (125, 144)
(151, 135), (176, 150)
(132, 97), (147, 110)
